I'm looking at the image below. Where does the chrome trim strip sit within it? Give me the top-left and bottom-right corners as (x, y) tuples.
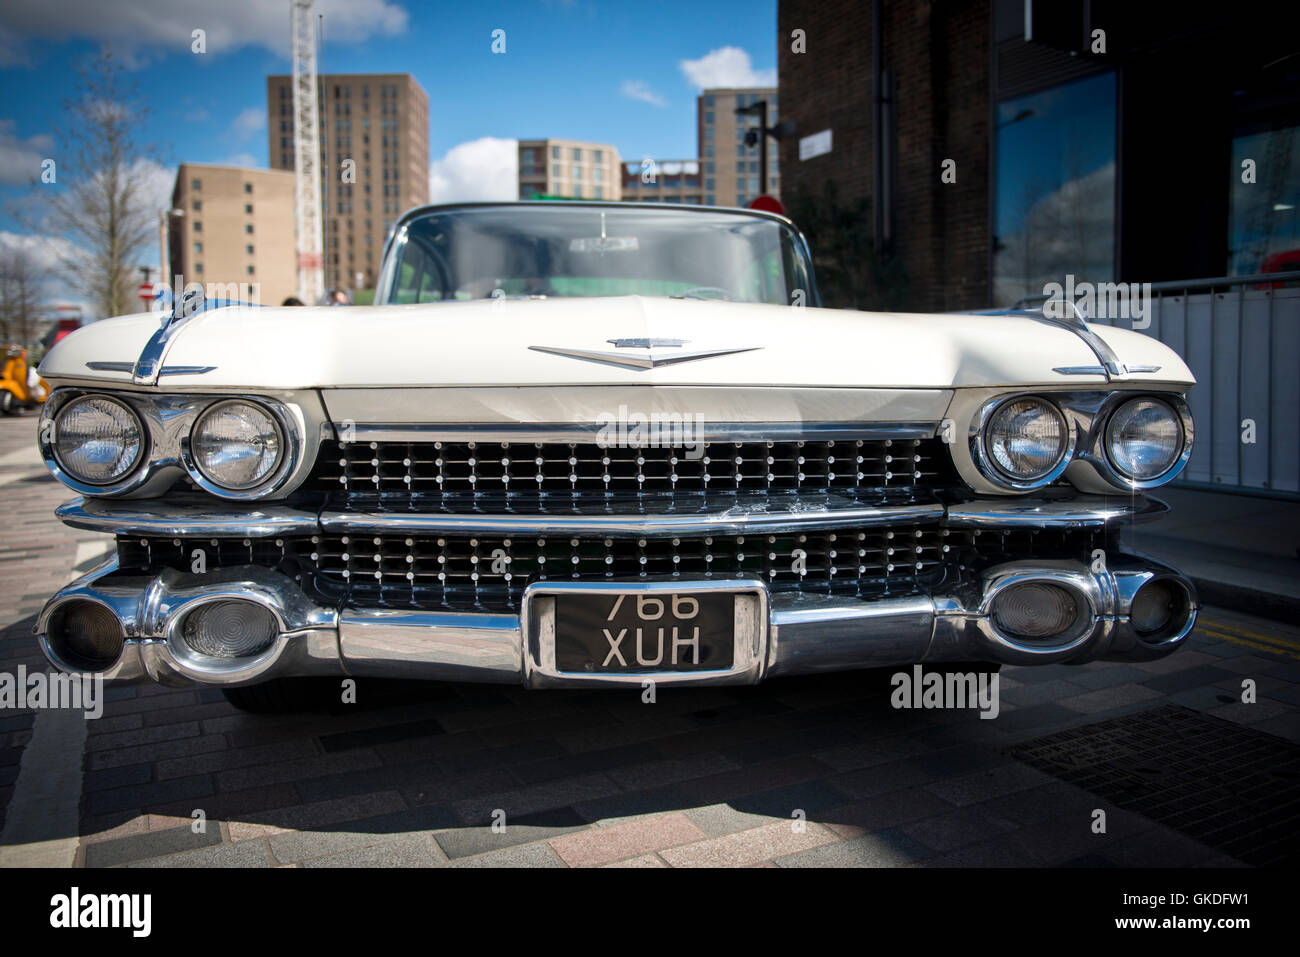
(527, 345), (763, 371)
(946, 496), (1169, 528)
(84, 362), (218, 376)
(1052, 366), (1108, 376)
(319, 503), (946, 537)
(85, 361), (137, 373)
(54, 494), (1167, 538)
(158, 365), (218, 377)
(55, 497), (321, 537)
(331, 421), (941, 443)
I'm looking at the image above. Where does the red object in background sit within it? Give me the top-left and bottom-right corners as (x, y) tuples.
(1258, 249), (1300, 289)
(137, 282), (155, 309)
(749, 195), (785, 216)
(52, 318), (80, 344)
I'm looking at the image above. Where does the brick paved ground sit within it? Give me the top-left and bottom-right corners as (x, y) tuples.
(0, 413), (1296, 867)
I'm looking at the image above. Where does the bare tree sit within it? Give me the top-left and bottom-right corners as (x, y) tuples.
(0, 245), (45, 347)
(40, 51), (160, 319)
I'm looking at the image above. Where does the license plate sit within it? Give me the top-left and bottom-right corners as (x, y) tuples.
(554, 591), (735, 674)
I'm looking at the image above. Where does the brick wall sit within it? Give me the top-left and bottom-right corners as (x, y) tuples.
(778, 0), (991, 312)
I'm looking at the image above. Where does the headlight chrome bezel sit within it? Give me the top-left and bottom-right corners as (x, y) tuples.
(967, 390), (1194, 494)
(973, 394), (1076, 491)
(1098, 394), (1194, 490)
(39, 389), (308, 500)
(181, 398), (295, 499)
(183, 400), (289, 496)
(48, 394), (148, 493)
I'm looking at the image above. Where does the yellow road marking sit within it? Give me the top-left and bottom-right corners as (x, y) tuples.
(1197, 626), (1300, 660)
(1199, 620), (1300, 652)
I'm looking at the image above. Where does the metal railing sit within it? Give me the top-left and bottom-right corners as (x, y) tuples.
(1011, 270), (1300, 499)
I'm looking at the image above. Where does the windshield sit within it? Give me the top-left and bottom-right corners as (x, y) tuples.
(380, 204), (816, 306)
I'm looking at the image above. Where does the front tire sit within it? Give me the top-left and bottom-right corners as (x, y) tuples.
(0, 391), (13, 415)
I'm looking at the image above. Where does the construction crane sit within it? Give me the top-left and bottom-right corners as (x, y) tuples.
(290, 0), (324, 303)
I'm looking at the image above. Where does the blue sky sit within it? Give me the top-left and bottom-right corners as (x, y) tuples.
(0, 0), (777, 311)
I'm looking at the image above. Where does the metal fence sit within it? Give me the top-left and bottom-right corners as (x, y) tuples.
(1013, 271), (1300, 499)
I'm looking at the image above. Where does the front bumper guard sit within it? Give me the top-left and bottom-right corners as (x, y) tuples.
(37, 550), (1197, 689)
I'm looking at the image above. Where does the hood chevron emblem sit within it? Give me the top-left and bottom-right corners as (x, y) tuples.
(528, 344), (762, 370)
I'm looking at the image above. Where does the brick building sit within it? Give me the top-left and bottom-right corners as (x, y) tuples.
(267, 73), (429, 295)
(777, 0), (1300, 312)
(168, 163), (297, 307)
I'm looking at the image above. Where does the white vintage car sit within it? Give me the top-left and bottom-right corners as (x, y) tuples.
(34, 202), (1197, 711)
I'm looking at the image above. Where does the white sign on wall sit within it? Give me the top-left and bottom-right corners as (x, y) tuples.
(799, 129), (833, 161)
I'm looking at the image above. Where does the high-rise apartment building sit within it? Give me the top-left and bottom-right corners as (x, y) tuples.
(518, 139), (622, 200)
(697, 88), (780, 207)
(267, 73), (429, 293)
(168, 163), (297, 306)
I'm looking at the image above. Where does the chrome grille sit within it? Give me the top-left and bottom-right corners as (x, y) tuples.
(114, 525), (1105, 613)
(306, 437), (956, 511)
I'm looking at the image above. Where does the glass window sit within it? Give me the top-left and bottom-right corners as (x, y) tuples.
(192, 200), (201, 212)
(383, 204), (814, 305)
(192, 242), (202, 254)
(1228, 122), (1300, 275)
(243, 182), (253, 193)
(193, 220), (202, 232)
(593, 150), (603, 163)
(573, 165), (582, 181)
(993, 71), (1117, 307)
(572, 147), (582, 161)
(551, 146), (560, 159)
(191, 178), (201, 190)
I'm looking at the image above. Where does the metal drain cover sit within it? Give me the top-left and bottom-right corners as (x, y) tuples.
(1006, 705), (1300, 865)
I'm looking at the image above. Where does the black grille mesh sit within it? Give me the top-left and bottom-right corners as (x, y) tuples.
(306, 437), (956, 511)
(115, 526), (1105, 613)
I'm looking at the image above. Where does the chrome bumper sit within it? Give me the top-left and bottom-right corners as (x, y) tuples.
(38, 549), (1197, 689)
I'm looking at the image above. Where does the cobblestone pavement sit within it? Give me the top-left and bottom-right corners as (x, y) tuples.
(0, 413), (1296, 868)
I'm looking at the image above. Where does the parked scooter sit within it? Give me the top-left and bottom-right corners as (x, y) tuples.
(0, 345), (49, 414)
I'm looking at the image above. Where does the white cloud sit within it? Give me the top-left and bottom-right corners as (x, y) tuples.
(678, 46), (776, 90)
(0, 120), (54, 186)
(428, 137), (518, 204)
(218, 152), (259, 169)
(620, 80), (667, 108)
(0, 0), (408, 61)
(228, 107), (265, 142)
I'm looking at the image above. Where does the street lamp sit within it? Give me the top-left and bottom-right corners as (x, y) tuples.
(734, 99), (796, 198)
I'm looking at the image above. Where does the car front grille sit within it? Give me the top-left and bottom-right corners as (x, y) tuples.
(305, 437), (959, 512)
(114, 525), (1105, 613)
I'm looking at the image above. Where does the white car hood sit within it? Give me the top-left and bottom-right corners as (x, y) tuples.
(40, 295), (1193, 390)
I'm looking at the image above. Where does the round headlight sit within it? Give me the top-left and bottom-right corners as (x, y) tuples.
(984, 397), (1069, 483)
(53, 396), (144, 485)
(1106, 398), (1182, 481)
(190, 400), (284, 490)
